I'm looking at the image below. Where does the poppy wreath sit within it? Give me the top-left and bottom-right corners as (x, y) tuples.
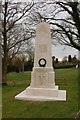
(38, 58), (47, 67)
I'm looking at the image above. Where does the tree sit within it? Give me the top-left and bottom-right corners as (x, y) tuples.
(30, 1), (80, 51)
(52, 56), (55, 67)
(21, 55), (26, 72)
(14, 57), (22, 73)
(48, 1), (80, 51)
(56, 58), (58, 63)
(72, 55), (78, 64)
(1, 1), (34, 84)
(68, 55), (72, 63)
(62, 56), (67, 63)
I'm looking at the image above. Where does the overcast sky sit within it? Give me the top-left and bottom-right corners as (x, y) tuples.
(52, 45), (78, 61)
(3, 0), (79, 61)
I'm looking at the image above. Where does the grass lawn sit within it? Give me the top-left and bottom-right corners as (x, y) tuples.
(2, 68), (79, 118)
(0, 86), (2, 120)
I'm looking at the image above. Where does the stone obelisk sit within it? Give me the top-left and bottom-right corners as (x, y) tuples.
(31, 22), (55, 88)
(15, 22), (66, 101)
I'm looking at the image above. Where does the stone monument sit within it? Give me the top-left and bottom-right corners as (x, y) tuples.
(15, 22), (66, 101)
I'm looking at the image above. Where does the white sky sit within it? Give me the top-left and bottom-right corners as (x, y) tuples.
(52, 44), (78, 61)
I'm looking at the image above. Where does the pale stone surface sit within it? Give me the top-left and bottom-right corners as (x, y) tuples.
(34, 22), (52, 67)
(15, 88), (66, 101)
(31, 22), (55, 88)
(15, 22), (66, 101)
(31, 67), (55, 88)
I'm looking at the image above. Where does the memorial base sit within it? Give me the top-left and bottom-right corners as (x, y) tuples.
(15, 86), (66, 101)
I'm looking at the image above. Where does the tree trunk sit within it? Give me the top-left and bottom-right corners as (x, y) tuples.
(22, 62), (24, 72)
(19, 68), (21, 73)
(2, 2), (8, 85)
(2, 57), (7, 85)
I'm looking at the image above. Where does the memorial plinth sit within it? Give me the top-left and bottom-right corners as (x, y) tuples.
(15, 22), (66, 101)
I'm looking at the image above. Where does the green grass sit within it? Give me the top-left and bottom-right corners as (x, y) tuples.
(2, 68), (79, 118)
(0, 86), (2, 119)
(7, 71), (31, 81)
